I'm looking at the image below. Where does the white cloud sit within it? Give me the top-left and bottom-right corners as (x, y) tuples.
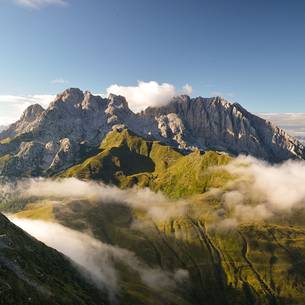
(13, 178), (187, 222)
(106, 81), (193, 113)
(51, 78), (70, 85)
(0, 94), (55, 125)
(181, 83), (193, 95)
(15, 0), (67, 8)
(214, 156), (305, 227)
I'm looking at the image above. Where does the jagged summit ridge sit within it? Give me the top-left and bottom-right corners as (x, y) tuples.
(141, 95), (304, 160)
(0, 88), (304, 177)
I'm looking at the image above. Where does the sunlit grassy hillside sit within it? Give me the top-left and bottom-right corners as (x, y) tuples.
(61, 128), (232, 198)
(1, 129), (305, 305)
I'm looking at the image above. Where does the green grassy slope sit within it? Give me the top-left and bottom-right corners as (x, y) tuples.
(18, 197), (304, 305)
(61, 128), (232, 198)
(2, 129), (305, 305)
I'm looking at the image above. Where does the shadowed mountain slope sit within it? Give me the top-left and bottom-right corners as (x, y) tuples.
(0, 213), (108, 305)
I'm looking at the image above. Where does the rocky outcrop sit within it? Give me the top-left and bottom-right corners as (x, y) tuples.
(0, 104), (44, 140)
(0, 88), (304, 177)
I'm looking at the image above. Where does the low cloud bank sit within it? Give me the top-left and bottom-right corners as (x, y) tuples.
(215, 156), (305, 226)
(3, 154), (305, 227)
(15, 178), (187, 222)
(19, 154), (305, 224)
(9, 217), (188, 300)
(107, 81), (192, 113)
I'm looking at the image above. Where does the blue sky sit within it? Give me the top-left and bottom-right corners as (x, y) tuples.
(0, 0), (305, 124)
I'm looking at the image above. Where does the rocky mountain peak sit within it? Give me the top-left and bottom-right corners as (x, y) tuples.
(105, 94), (134, 125)
(140, 95), (305, 161)
(107, 94), (130, 111)
(20, 103), (45, 121)
(56, 87), (84, 102)
(80, 91), (106, 111)
(0, 88), (304, 177)
(0, 103), (45, 140)
(49, 88), (85, 110)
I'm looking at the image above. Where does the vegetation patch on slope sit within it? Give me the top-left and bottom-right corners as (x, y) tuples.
(61, 128), (232, 198)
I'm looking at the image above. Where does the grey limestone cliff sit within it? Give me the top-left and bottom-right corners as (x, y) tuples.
(0, 88), (304, 177)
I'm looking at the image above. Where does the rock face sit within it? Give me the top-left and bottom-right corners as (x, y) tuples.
(142, 95), (305, 161)
(297, 136), (305, 144)
(0, 104), (44, 139)
(0, 88), (304, 177)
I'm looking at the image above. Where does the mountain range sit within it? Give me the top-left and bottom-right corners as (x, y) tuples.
(0, 88), (304, 178)
(1, 88), (305, 305)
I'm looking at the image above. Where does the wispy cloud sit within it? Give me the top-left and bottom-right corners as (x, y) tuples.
(15, 0), (68, 9)
(51, 78), (70, 85)
(214, 155), (305, 228)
